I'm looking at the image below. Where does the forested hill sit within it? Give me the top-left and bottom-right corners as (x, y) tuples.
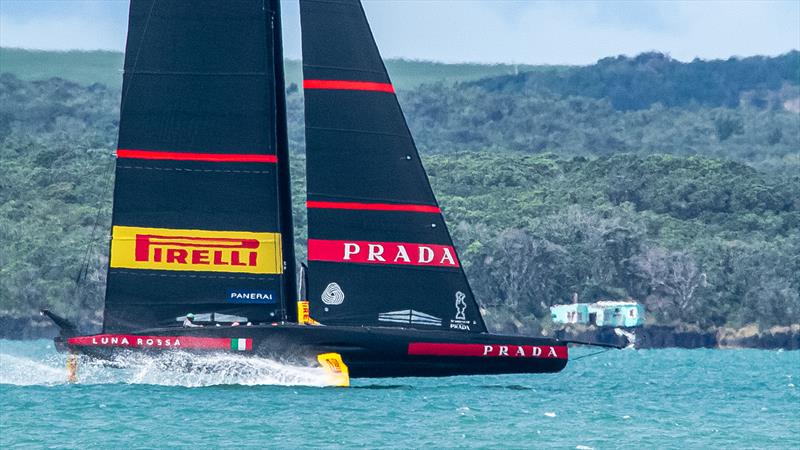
(471, 51), (800, 110)
(398, 52), (799, 171)
(0, 50), (798, 335)
(0, 47), (546, 91)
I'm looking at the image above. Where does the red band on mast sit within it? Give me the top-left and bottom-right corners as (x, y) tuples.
(307, 200), (440, 213)
(303, 79), (395, 93)
(117, 149), (278, 163)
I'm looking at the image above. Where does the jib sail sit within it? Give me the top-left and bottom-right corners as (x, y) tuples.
(300, 0), (487, 333)
(103, 0), (294, 332)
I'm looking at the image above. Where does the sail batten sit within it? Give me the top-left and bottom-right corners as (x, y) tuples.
(116, 149), (278, 163)
(301, 0), (487, 333)
(304, 79), (395, 93)
(307, 201), (440, 213)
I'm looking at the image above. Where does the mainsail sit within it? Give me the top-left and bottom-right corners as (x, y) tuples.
(301, 0), (487, 333)
(104, 0), (294, 332)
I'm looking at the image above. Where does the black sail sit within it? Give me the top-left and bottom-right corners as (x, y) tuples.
(104, 0), (293, 332)
(301, 0), (487, 333)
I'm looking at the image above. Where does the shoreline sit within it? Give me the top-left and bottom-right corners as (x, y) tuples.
(554, 324), (800, 350)
(2, 316), (798, 350)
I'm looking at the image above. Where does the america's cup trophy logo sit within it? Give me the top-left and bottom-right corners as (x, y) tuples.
(455, 291), (467, 320)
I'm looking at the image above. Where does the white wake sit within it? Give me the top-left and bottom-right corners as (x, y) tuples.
(0, 350), (333, 387)
(0, 353), (67, 386)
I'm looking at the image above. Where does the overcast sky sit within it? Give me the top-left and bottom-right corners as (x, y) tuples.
(1, 0), (798, 64)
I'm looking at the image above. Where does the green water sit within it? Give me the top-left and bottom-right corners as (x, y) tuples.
(1, 340), (798, 449)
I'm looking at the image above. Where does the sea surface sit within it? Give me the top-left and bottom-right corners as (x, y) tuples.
(1, 340), (798, 449)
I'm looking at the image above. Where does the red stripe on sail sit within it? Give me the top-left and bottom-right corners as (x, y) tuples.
(67, 334), (253, 351)
(117, 149), (277, 163)
(408, 343), (568, 359)
(307, 201), (440, 213)
(303, 79), (395, 93)
(308, 239), (459, 268)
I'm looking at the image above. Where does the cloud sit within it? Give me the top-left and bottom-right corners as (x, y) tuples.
(1, 0), (797, 64)
(0, 15), (126, 51)
(0, 0), (128, 51)
(356, 0), (799, 64)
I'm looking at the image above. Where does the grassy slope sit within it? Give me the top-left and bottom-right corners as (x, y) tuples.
(0, 48), (560, 91)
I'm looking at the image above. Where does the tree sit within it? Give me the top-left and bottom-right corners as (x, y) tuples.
(713, 113), (744, 141)
(632, 247), (707, 324)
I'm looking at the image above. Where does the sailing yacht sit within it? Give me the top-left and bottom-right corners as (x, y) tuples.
(43, 0), (598, 384)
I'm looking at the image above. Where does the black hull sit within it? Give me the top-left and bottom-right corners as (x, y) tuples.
(63, 324), (568, 378)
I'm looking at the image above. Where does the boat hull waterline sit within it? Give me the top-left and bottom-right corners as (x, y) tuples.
(62, 324), (568, 378)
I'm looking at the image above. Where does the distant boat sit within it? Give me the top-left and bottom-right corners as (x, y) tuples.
(43, 0), (616, 385)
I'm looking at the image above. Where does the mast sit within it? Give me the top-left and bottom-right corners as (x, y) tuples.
(270, 0), (298, 322)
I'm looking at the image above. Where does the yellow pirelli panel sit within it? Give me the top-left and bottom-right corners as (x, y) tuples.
(109, 226), (283, 274)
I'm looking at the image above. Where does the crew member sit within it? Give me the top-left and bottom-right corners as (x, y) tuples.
(183, 313), (202, 328)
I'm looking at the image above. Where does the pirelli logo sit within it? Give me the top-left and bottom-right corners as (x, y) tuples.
(110, 226), (282, 274)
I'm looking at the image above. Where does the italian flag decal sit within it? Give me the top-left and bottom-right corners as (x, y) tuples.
(230, 338), (253, 351)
